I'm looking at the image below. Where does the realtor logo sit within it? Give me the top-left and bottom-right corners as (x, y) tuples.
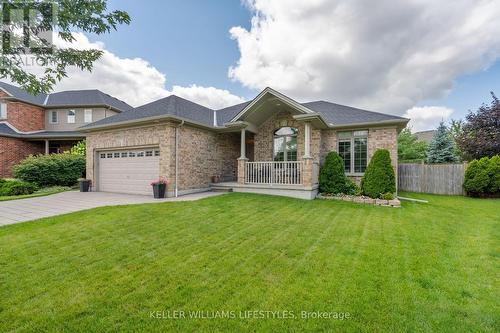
(1, 1), (56, 54)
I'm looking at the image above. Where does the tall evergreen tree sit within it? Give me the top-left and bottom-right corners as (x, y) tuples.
(427, 122), (459, 163)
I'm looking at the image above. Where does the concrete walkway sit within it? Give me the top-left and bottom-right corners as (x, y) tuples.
(0, 191), (224, 226)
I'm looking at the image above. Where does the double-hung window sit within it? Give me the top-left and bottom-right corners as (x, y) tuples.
(337, 130), (368, 174)
(49, 111), (58, 124)
(67, 110), (76, 123)
(84, 109), (92, 123)
(0, 103), (7, 119)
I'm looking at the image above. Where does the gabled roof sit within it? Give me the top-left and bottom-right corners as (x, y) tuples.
(0, 82), (47, 105)
(81, 87), (409, 131)
(216, 101), (251, 125)
(0, 81), (132, 112)
(82, 95), (214, 129)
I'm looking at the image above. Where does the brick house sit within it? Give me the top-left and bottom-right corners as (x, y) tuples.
(82, 87), (409, 199)
(0, 82), (132, 178)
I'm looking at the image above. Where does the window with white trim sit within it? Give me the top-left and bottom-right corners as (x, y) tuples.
(50, 111), (58, 124)
(67, 110), (76, 123)
(337, 130), (368, 174)
(0, 103), (7, 119)
(84, 109), (92, 123)
(273, 127), (298, 161)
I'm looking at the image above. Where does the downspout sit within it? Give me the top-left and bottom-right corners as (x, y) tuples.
(175, 120), (184, 197)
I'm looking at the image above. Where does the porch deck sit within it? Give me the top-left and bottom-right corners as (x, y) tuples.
(210, 182), (318, 200)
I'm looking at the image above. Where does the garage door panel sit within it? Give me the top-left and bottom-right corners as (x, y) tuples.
(97, 148), (160, 195)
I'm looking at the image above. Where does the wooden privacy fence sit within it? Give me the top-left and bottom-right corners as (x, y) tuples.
(398, 163), (468, 195)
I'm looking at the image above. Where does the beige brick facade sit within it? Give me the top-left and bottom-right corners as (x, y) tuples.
(85, 114), (398, 196)
(253, 111), (321, 162)
(319, 127), (398, 183)
(85, 123), (240, 195)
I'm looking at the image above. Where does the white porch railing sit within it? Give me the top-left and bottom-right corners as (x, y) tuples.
(245, 161), (303, 185)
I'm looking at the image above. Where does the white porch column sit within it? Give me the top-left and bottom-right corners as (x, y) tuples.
(240, 128), (246, 159)
(44, 139), (49, 155)
(303, 122), (311, 159)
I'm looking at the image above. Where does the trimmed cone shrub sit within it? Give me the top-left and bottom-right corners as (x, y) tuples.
(319, 151), (358, 195)
(361, 149), (396, 198)
(13, 153), (85, 187)
(463, 155), (500, 196)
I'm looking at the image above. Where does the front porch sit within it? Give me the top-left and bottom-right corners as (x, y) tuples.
(210, 181), (319, 200)
(211, 89), (325, 200)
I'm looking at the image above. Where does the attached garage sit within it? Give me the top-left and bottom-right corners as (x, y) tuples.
(97, 147), (160, 195)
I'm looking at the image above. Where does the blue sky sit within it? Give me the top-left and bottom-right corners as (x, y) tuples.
(83, 0), (500, 131)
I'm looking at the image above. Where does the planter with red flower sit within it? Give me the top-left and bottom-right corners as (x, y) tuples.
(151, 177), (168, 199)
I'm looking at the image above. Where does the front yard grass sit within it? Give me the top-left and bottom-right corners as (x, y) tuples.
(0, 193), (498, 332)
(0, 186), (73, 201)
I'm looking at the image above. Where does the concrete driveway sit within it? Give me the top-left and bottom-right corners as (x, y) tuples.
(0, 191), (224, 226)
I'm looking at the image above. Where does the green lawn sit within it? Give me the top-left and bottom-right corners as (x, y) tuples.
(0, 186), (73, 201)
(0, 193), (498, 332)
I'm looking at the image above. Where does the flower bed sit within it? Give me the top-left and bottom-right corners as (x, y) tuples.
(317, 193), (401, 207)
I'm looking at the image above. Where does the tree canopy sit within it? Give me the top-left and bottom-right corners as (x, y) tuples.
(397, 128), (428, 162)
(456, 92), (500, 160)
(0, 0), (130, 94)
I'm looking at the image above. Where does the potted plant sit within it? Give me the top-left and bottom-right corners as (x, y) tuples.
(151, 177), (168, 199)
(78, 178), (91, 192)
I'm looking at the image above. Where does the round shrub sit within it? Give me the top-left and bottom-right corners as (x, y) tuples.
(488, 155), (500, 193)
(361, 149), (396, 199)
(319, 151), (352, 194)
(463, 155), (500, 196)
(13, 153), (86, 187)
(0, 180), (38, 196)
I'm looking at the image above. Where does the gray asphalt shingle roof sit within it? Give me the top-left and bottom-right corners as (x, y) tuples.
(82, 90), (408, 130)
(301, 101), (406, 125)
(216, 101), (252, 125)
(0, 82), (132, 112)
(83, 95), (214, 128)
(0, 82), (47, 105)
(0, 123), (83, 138)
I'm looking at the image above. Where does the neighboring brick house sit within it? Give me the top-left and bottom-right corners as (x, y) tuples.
(0, 82), (132, 178)
(82, 87), (409, 199)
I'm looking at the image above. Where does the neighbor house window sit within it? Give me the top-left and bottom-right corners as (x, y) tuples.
(338, 130), (368, 174)
(0, 103), (7, 119)
(273, 127), (298, 161)
(67, 110), (76, 123)
(49, 111), (58, 124)
(84, 109), (92, 123)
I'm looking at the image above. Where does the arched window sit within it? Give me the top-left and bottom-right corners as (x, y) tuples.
(273, 127), (298, 161)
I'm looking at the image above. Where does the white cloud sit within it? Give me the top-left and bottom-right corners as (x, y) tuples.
(404, 106), (454, 132)
(18, 32), (244, 109)
(170, 85), (244, 109)
(229, 0), (500, 115)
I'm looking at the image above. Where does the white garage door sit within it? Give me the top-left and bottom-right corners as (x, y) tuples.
(98, 148), (160, 195)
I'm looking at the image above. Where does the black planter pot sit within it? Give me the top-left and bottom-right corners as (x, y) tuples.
(152, 183), (167, 199)
(79, 180), (91, 192)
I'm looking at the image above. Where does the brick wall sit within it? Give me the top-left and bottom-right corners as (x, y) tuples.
(177, 127), (240, 190)
(85, 123), (240, 194)
(253, 111), (321, 162)
(319, 127), (399, 182)
(85, 123), (175, 188)
(0, 137), (44, 178)
(0, 94), (45, 131)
